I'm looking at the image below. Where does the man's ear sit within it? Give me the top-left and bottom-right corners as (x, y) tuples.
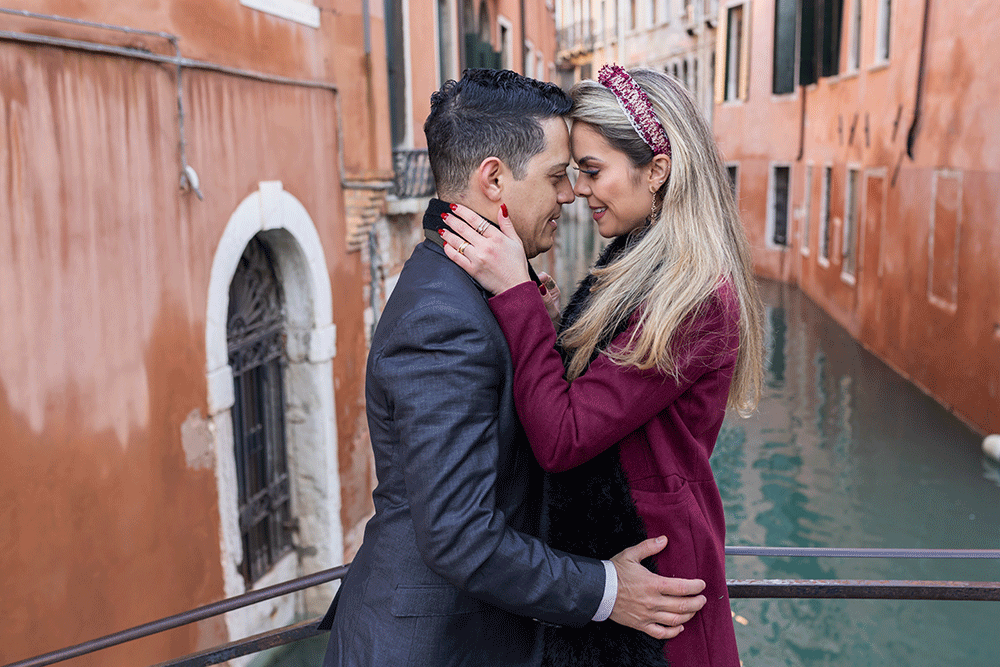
(647, 154), (671, 193)
(474, 157), (506, 203)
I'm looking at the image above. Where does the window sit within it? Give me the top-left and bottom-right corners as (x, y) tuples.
(727, 164), (739, 201)
(387, 0), (408, 147)
(773, 0), (797, 94)
(498, 17), (513, 70)
(600, 0), (607, 42)
(876, 0), (892, 62)
(240, 0), (319, 27)
(800, 0), (844, 83)
(438, 0), (457, 83)
(843, 168), (859, 279)
(801, 164), (813, 254)
(848, 0), (862, 71)
(719, 3), (749, 102)
(769, 165), (791, 247)
(693, 56), (699, 98)
(819, 166), (832, 261)
(630, 0), (638, 29)
(228, 236), (294, 586)
(928, 170), (962, 309)
(821, 0), (844, 76)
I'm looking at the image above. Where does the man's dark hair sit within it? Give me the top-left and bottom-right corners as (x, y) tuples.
(424, 69), (572, 196)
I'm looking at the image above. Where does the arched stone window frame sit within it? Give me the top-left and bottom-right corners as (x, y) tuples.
(206, 181), (342, 643)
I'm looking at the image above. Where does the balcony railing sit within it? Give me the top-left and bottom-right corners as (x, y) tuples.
(557, 19), (595, 54)
(392, 148), (436, 199)
(4, 548), (999, 667)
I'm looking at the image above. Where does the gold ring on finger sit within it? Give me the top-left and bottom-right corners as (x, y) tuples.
(457, 240), (469, 255)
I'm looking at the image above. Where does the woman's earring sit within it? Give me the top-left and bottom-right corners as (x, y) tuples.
(649, 188), (662, 222)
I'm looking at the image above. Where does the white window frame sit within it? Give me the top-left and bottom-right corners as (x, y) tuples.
(800, 163), (813, 256)
(841, 165), (860, 284)
(726, 161), (740, 204)
(847, 0), (862, 72)
(240, 0), (320, 28)
(766, 162), (793, 249)
(875, 0), (892, 64)
(722, 1), (749, 103)
(436, 0), (460, 85)
(818, 164), (832, 266)
(498, 15), (514, 70)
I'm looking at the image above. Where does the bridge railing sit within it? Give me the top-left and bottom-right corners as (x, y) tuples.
(4, 548), (998, 667)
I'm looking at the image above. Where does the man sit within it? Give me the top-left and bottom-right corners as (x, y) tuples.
(320, 69), (706, 666)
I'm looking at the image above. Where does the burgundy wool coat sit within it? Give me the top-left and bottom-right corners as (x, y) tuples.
(488, 280), (742, 667)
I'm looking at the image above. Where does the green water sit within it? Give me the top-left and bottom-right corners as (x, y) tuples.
(715, 280), (1000, 666)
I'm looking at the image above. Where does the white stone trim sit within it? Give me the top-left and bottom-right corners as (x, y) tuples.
(205, 181), (342, 650)
(240, 0), (321, 28)
(206, 365), (235, 416)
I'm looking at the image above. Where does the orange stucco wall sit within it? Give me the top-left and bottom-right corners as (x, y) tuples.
(715, 0), (1000, 435)
(0, 1), (388, 664)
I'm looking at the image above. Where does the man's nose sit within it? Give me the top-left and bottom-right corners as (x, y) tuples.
(558, 178), (575, 204)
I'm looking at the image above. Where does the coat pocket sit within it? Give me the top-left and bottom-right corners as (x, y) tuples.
(629, 479), (709, 581)
(390, 584), (484, 617)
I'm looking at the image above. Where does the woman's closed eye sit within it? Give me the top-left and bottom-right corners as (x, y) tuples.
(574, 166), (600, 178)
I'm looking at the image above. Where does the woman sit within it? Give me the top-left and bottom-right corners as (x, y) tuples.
(440, 65), (764, 666)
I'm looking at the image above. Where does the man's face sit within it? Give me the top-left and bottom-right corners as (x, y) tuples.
(502, 117), (575, 259)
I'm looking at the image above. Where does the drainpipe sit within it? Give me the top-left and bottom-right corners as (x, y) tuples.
(363, 0), (378, 166)
(796, 85), (807, 161)
(906, 0), (932, 160)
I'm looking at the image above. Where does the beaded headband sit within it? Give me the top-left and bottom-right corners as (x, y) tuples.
(597, 64), (671, 158)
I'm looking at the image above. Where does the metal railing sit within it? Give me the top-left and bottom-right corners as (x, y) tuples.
(557, 19), (595, 54)
(391, 149), (436, 199)
(4, 549), (998, 667)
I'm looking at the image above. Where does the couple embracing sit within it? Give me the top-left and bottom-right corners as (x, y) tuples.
(319, 66), (764, 667)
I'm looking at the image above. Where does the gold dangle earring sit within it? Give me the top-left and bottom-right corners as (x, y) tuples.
(649, 184), (663, 223)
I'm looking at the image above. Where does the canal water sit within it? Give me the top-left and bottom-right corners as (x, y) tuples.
(716, 280), (1000, 666)
(263, 279), (999, 667)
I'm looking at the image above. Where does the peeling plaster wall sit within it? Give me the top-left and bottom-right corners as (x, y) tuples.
(0, 1), (387, 664)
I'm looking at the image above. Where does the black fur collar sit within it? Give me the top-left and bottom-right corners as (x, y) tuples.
(542, 233), (669, 667)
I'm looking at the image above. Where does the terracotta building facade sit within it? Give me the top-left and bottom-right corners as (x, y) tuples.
(1, 0), (561, 665)
(713, 0), (999, 436)
(0, 0), (393, 664)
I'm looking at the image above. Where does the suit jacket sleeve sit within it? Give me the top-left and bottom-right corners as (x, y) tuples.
(370, 296), (605, 627)
(488, 281), (739, 473)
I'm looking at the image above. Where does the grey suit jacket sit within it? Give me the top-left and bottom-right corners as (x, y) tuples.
(321, 206), (605, 667)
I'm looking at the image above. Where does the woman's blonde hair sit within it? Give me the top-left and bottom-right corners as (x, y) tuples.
(563, 67), (764, 415)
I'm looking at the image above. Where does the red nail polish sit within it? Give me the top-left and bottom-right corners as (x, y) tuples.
(501, 203), (508, 217)
(437, 228), (444, 235)
(450, 203), (457, 211)
(440, 212), (448, 220)
(539, 284), (547, 296)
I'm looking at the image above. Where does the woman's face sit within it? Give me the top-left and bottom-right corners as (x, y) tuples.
(570, 121), (654, 239)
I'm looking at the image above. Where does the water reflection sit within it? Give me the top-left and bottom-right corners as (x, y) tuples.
(715, 280), (1000, 667)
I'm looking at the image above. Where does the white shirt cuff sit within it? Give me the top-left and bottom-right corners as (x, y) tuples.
(592, 560), (618, 622)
